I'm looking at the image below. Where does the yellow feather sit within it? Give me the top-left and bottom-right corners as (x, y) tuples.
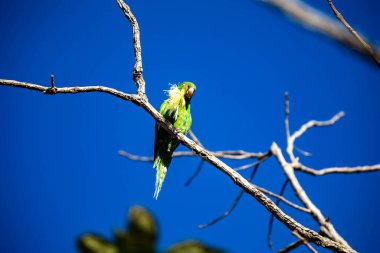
(165, 84), (185, 118)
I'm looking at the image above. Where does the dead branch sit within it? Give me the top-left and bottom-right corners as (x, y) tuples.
(119, 150), (153, 162)
(234, 152), (272, 171)
(277, 239), (303, 253)
(189, 130), (204, 147)
(287, 111), (345, 162)
(116, 0), (146, 97)
(198, 163), (261, 229)
(293, 163), (380, 176)
(255, 185), (310, 214)
(271, 142), (350, 249)
(185, 160), (204, 187)
(257, 0), (380, 64)
(326, 0), (380, 68)
(198, 189), (244, 229)
(0, 79), (137, 100)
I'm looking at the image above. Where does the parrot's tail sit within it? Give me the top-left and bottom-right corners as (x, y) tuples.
(153, 156), (167, 200)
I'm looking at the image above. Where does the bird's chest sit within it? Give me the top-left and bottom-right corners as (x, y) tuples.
(173, 106), (191, 134)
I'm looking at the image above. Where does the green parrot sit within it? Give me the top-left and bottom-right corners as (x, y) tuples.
(153, 81), (197, 199)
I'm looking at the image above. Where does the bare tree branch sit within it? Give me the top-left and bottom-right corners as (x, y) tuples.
(189, 130), (204, 147)
(182, 130), (205, 186)
(198, 163), (261, 229)
(255, 185), (310, 214)
(234, 152), (272, 171)
(326, 0), (380, 68)
(287, 111), (345, 162)
(198, 189), (244, 229)
(0, 79), (137, 101)
(116, 0), (146, 98)
(278, 239), (303, 253)
(119, 150), (153, 162)
(256, 0), (380, 64)
(294, 146), (312, 157)
(285, 92), (291, 141)
(185, 160), (204, 187)
(294, 163), (380, 176)
(285, 92), (312, 158)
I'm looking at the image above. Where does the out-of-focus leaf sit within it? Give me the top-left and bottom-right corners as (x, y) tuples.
(77, 206), (225, 253)
(77, 234), (119, 253)
(167, 240), (226, 253)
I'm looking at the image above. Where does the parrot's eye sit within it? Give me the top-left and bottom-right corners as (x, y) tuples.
(186, 87), (194, 99)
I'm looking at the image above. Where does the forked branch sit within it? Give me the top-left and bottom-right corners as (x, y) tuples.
(286, 111), (345, 162)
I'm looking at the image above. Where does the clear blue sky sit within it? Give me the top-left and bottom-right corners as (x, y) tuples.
(0, 0), (379, 252)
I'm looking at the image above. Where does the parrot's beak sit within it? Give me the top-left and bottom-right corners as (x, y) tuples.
(186, 88), (194, 99)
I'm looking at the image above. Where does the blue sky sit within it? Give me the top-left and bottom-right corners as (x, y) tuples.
(0, 0), (379, 252)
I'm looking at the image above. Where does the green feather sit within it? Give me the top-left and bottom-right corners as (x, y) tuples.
(153, 82), (196, 199)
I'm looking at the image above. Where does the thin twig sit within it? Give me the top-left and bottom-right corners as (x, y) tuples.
(293, 231), (318, 253)
(267, 180), (290, 249)
(326, 0), (380, 68)
(198, 163), (261, 229)
(291, 111), (345, 143)
(285, 92), (290, 140)
(198, 189), (245, 229)
(182, 131), (206, 186)
(255, 185), (310, 213)
(185, 160), (204, 187)
(234, 162), (259, 172)
(189, 130), (204, 147)
(116, 0), (146, 97)
(294, 146), (312, 157)
(293, 163), (380, 176)
(278, 239), (303, 253)
(119, 150), (153, 162)
(235, 152), (272, 171)
(287, 111), (345, 161)
(50, 74), (55, 88)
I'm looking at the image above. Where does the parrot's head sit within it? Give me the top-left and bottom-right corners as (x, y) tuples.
(166, 81), (196, 108)
(178, 81), (196, 102)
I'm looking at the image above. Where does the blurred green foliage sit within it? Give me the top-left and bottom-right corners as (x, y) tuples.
(77, 206), (225, 253)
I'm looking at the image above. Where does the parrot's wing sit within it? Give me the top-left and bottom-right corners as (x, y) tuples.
(154, 101), (172, 159)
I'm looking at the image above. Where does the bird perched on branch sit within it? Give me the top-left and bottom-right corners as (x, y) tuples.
(153, 81), (197, 199)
